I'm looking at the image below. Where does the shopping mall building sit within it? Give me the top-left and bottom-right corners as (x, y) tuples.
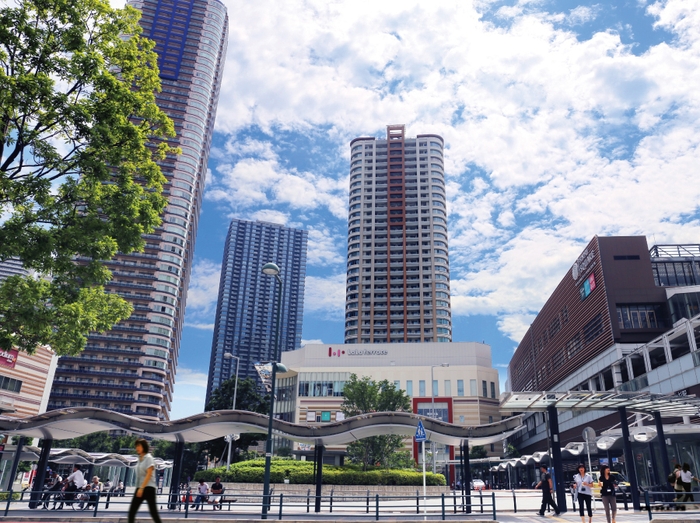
(276, 342), (501, 465)
(506, 236), (700, 487)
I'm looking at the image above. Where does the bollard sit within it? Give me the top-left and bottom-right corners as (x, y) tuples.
(307, 489), (310, 513)
(480, 489), (483, 514)
(278, 493), (284, 520)
(93, 491), (100, 518)
(492, 492), (497, 521)
(330, 488), (334, 513)
(453, 489), (457, 514)
(441, 492), (445, 520)
(375, 493), (379, 521)
(367, 489), (370, 514)
(416, 489), (420, 514)
(512, 488), (517, 513)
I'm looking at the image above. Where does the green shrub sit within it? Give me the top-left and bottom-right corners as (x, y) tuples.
(193, 459), (445, 486)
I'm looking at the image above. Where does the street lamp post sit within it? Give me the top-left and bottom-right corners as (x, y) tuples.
(261, 262), (283, 520)
(223, 352), (240, 470)
(430, 364), (449, 474)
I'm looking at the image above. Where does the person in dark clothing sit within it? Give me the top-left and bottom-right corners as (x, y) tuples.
(597, 465), (616, 523)
(536, 465), (560, 516)
(210, 476), (224, 510)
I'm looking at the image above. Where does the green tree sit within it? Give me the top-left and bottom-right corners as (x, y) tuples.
(341, 374), (412, 470)
(55, 431), (137, 453)
(203, 376), (269, 465)
(469, 445), (488, 459)
(0, 0), (177, 355)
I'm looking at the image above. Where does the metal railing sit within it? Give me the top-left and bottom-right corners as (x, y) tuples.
(1, 488), (497, 521)
(644, 489), (700, 520)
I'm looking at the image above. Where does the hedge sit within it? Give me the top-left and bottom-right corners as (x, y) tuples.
(193, 459), (445, 486)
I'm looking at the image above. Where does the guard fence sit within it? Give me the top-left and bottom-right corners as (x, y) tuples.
(644, 489), (700, 520)
(0, 487), (497, 520)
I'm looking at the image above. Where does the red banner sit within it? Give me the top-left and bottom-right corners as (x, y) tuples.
(0, 349), (18, 369)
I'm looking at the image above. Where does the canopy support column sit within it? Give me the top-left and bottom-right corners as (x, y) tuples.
(314, 445), (324, 513)
(547, 405), (567, 513)
(619, 406), (640, 510)
(462, 441), (471, 513)
(654, 411), (672, 484)
(29, 438), (52, 508)
(168, 439), (185, 510)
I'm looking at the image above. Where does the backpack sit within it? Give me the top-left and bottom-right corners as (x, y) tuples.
(668, 472), (677, 484)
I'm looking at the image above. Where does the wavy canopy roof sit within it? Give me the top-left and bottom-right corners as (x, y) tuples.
(0, 408), (524, 446)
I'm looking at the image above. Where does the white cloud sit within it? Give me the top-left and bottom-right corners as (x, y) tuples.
(304, 273), (346, 319)
(197, 0), (700, 345)
(301, 339), (324, 346)
(249, 209), (290, 225)
(184, 259), (221, 318)
(175, 367), (208, 387)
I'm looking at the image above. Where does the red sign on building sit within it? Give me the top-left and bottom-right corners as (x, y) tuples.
(0, 349), (18, 369)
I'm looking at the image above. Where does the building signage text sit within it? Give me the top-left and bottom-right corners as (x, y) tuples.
(0, 349), (18, 369)
(572, 247), (597, 284)
(328, 347), (388, 357)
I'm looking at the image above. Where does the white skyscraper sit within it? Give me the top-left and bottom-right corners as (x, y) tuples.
(345, 124), (452, 344)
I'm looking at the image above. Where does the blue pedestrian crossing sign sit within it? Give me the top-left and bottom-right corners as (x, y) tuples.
(415, 421), (427, 442)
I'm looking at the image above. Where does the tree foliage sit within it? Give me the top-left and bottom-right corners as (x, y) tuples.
(341, 374), (412, 471)
(202, 376), (269, 466)
(0, 0), (177, 355)
(469, 445), (488, 459)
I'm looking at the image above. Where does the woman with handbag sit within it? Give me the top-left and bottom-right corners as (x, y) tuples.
(573, 464), (594, 523)
(679, 463), (700, 508)
(597, 465), (616, 523)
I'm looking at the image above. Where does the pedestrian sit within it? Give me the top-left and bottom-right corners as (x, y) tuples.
(210, 476), (224, 510)
(536, 465), (560, 516)
(573, 463), (594, 523)
(597, 465), (616, 523)
(672, 464), (684, 510)
(192, 478), (209, 510)
(128, 438), (162, 523)
(679, 463), (700, 508)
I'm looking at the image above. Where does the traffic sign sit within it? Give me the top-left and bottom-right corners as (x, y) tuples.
(415, 421), (427, 442)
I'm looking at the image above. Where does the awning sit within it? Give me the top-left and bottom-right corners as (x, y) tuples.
(500, 391), (700, 417)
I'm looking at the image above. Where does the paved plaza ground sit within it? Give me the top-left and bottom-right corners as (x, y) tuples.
(1, 489), (698, 522)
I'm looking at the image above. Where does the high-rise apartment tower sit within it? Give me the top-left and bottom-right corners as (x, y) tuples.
(48, 0), (228, 420)
(345, 125), (452, 344)
(205, 220), (308, 404)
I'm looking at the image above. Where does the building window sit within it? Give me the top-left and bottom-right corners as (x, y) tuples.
(470, 379), (477, 396)
(489, 416), (493, 423)
(459, 415), (465, 423)
(457, 380), (464, 397)
(0, 376), (21, 393)
(406, 380), (413, 396)
(444, 380), (452, 397)
(432, 379), (438, 397)
(419, 380), (426, 397)
(394, 380), (400, 390)
(482, 380), (487, 398)
(616, 304), (665, 330)
(490, 382), (496, 399)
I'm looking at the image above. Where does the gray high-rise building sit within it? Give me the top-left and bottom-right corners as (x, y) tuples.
(0, 258), (28, 283)
(345, 124), (452, 344)
(205, 220), (308, 404)
(48, 0), (228, 420)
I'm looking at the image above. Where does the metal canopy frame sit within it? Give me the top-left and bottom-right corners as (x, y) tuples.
(500, 391), (700, 417)
(0, 408), (525, 447)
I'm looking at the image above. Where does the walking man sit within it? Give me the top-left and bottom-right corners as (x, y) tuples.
(536, 465), (560, 516)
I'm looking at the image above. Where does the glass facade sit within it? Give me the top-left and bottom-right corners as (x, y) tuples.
(205, 220), (308, 402)
(48, 0), (228, 420)
(296, 372), (350, 397)
(668, 292), (700, 324)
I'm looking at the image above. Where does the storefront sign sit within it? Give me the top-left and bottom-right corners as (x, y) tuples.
(328, 347), (388, 357)
(0, 349), (18, 369)
(572, 247), (596, 283)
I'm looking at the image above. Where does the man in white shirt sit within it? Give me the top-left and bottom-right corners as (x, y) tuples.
(191, 479), (209, 511)
(67, 465), (85, 489)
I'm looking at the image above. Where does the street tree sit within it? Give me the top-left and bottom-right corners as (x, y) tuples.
(0, 0), (177, 355)
(341, 374), (412, 470)
(203, 376), (269, 465)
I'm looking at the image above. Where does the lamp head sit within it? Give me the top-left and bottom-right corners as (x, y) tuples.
(224, 352), (233, 359)
(262, 262), (280, 276)
(275, 363), (288, 373)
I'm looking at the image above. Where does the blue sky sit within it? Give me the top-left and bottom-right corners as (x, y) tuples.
(158, 0), (700, 419)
